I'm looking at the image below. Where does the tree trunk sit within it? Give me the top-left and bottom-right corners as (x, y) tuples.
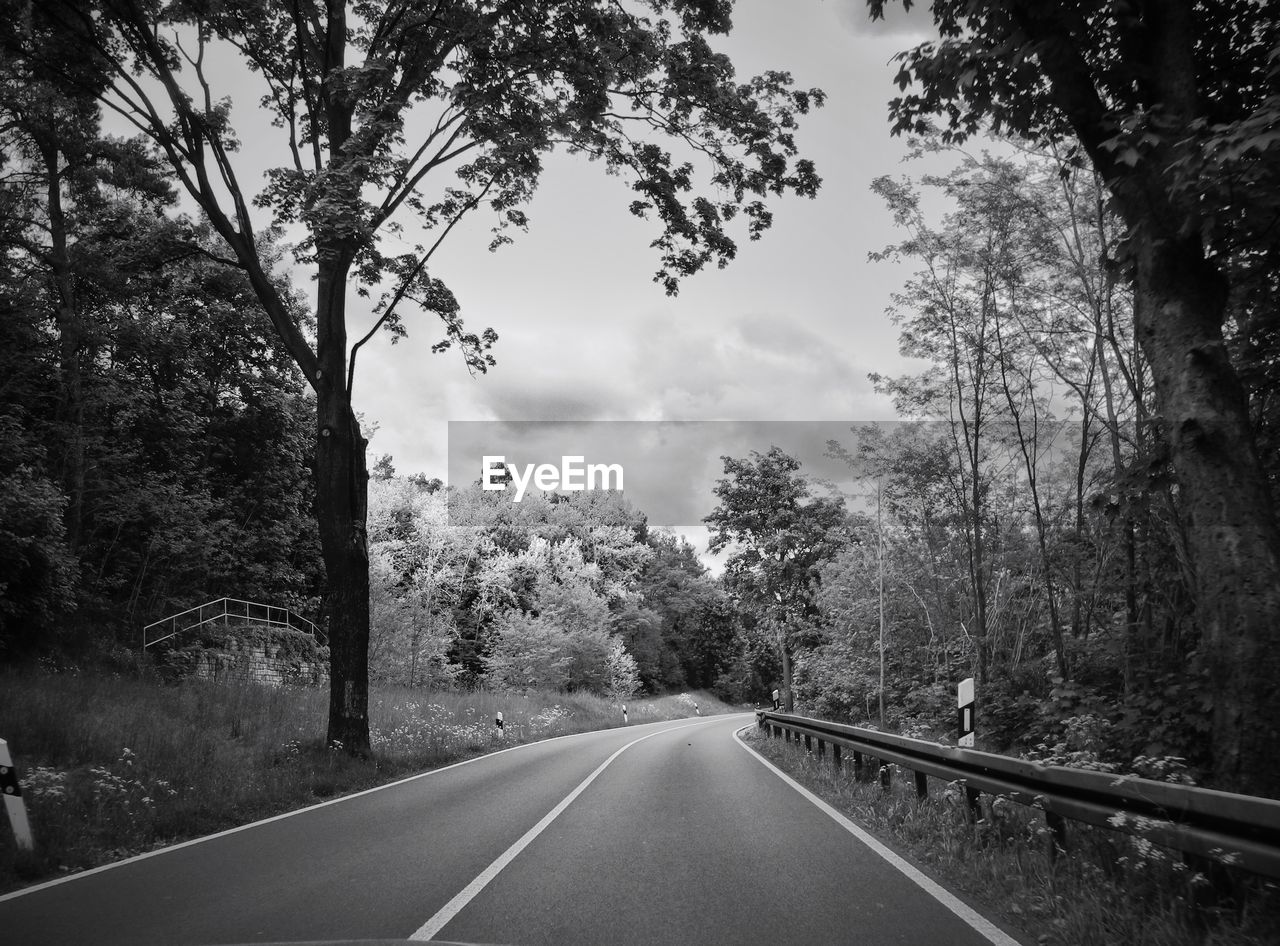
(1134, 234), (1280, 796)
(778, 619), (794, 712)
(970, 462), (990, 688)
(41, 138), (85, 553)
(314, 249), (372, 756)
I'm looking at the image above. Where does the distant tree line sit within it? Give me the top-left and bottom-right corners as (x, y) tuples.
(364, 474), (751, 700)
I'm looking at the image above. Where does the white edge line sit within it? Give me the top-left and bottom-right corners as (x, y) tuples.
(0, 712), (749, 904)
(733, 725), (1024, 946)
(410, 717), (718, 942)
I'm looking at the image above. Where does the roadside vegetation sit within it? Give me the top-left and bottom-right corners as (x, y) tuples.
(0, 669), (732, 894)
(747, 728), (1280, 946)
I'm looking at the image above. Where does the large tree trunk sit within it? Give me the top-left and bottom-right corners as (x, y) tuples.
(1134, 235), (1280, 796)
(315, 249), (372, 756)
(40, 138), (85, 553)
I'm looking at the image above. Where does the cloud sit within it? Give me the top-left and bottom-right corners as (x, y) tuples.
(836, 0), (933, 40)
(627, 311), (882, 421)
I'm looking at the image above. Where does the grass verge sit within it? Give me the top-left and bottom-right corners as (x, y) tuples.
(0, 668), (734, 894)
(745, 726), (1280, 946)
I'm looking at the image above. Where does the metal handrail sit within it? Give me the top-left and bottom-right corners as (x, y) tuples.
(757, 710), (1280, 880)
(143, 597), (323, 648)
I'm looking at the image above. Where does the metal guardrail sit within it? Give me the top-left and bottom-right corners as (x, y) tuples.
(756, 710), (1280, 880)
(142, 597), (324, 649)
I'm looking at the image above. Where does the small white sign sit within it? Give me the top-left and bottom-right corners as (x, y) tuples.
(957, 677), (976, 748)
(0, 738), (33, 851)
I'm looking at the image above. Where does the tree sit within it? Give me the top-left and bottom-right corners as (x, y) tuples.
(0, 95), (324, 654)
(870, 158), (1079, 684)
(366, 478), (465, 687)
(705, 447), (849, 710)
(371, 454), (396, 481)
(630, 530), (732, 689)
(605, 637), (641, 701)
(10, 1), (824, 752)
(869, 171), (1011, 689)
(869, 0), (1280, 794)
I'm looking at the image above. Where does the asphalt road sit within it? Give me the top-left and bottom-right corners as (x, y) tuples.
(0, 713), (1023, 945)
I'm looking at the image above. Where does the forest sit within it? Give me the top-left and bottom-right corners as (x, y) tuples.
(2, 0), (1279, 802)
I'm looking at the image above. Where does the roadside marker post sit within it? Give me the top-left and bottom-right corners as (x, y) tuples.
(0, 738), (34, 851)
(495, 712), (504, 738)
(957, 677), (975, 748)
(622, 704), (628, 725)
(694, 701), (700, 716)
(772, 688), (780, 711)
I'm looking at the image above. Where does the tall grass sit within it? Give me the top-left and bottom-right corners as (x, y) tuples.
(0, 669), (732, 893)
(748, 728), (1280, 946)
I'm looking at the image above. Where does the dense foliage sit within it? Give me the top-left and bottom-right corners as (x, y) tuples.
(864, 0), (1280, 798)
(716, 141), (1278, 791)
(365, 477), (747, 699)
(0, 67), (324, 658)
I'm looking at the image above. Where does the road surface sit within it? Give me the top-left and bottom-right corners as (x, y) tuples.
(0, 713), (1023, 945)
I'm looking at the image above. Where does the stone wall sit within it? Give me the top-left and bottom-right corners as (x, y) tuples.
(192, 639), (328, 687)
(162, 624), (328, 687)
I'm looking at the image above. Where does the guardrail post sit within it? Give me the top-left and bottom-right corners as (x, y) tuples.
(817, 738), (826, 760)
(852, 750), (863, 779)
(1044, 811), (1067, 860)
(804, 733), (812, 752)
(879, 762), (891, 792)
(914, 770), (928, 800)
(1184, 852), (1236, 910)
(832, 745), (842, 769)
(964, 785), (982, 823)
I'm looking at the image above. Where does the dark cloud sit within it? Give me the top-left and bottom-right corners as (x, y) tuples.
(479, 374), (634, 422)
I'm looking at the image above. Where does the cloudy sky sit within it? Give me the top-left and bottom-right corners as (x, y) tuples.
(132, 0), (957, 556)
(348, 1), (939, 461)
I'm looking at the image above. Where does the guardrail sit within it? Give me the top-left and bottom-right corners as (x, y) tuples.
(756, 710), (1280, 880)
(143, 597), (324, 649)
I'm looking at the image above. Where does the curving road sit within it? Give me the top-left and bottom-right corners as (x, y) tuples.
(0, 714), (1024, 945)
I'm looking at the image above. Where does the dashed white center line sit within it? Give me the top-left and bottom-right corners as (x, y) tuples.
(409, 717), (717, 942)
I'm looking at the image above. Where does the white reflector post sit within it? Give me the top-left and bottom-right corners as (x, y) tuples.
(957, 678), (975, 748)
(0, 738), (34, 851)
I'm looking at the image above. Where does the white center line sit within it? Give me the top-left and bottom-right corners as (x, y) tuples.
(409, 717), (715, 942)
